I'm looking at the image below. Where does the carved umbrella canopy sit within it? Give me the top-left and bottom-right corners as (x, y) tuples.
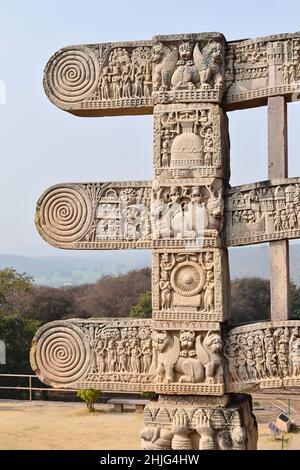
(31, 31), (300, 450)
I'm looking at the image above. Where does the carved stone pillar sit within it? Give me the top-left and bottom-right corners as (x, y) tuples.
(33, 30), (300, 450)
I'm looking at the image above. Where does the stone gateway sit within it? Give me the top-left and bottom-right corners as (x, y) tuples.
(31, 31), (300, 450)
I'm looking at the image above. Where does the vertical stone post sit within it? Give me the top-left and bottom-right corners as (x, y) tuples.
(268, 96), (289, 320)
(141, 36), (258, 448)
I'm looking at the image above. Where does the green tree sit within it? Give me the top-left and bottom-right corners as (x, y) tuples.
(0, 314), (40, 374)
(77, 389), (102, 412)
(230, 277), (270, 325)
(0, 268), (33, 315)
(289, 281), (300, 319)
(129, 292), (152, 318)
(0, 269), (39, 377)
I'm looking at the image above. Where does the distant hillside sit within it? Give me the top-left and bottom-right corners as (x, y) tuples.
(1, 244), (300, 286)
(0, 252), (150, 287)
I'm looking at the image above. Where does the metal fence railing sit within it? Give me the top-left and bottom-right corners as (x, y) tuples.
(0, 374), (78, 402)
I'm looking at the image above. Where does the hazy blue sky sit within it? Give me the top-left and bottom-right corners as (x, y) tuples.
(1, 0), (300, 258)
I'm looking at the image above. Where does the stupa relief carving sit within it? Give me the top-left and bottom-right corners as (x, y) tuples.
(151, 329), (224, 386)
(153, 103), (228, 179)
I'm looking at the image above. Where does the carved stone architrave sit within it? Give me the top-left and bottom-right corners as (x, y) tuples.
(225, 177), (300, 246)
(43, 33), (226, 117)
(43, 32), (300, 117)
(31, 318), (153, 390)
(35, 181), (152, 250)
(225, 320), (300, 392)
(225, 33), (300, 110)
(141, 394), (258, 450)
(31, 318), (226, 396)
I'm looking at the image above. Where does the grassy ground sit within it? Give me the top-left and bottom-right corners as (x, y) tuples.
(0, 399), (299, 450)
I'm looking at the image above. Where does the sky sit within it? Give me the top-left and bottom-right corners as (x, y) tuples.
(0, 0), (300, 258)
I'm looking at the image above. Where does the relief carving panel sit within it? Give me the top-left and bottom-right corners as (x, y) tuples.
(153, 103), (228, 179)
(151, 178), (224, 244)
(225, 321), (300, 392)
(225, 177), (300, 246)
(152, 249), (230, 322)
(35, 182), (152, 249)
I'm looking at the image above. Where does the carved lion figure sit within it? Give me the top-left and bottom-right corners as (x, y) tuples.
(151, 330), (223, 384)
(193, 41), (224, 89)
(152, 42), (178, 91)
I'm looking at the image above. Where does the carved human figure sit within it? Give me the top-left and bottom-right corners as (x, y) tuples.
(130, 339), (142, 373)
(265, 343), (278, 378)
(160, 270), (172, 310)
(110, 60), (122, 100)
(101, 67), (111, 100)
(134, 67), (144, 97)
(237, 351), (248, 381)
(290, 338), (300, 376)
(203, 280), (214, 311)
(264, 328), (275, 351)
(161, 141), (169, 167)
(122, 64), (132, 98)
(204, 152), (213, 166)
(95, 339), (106, 373)
(224, 338), (239, 382)
(117, 339), (129, 372)
(141, 339), (152, 373)
(253, 334), (266, 378)
(106, 339), (117, 372)
(245, 335), (257, 380)
(278, 342), (289, 377)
